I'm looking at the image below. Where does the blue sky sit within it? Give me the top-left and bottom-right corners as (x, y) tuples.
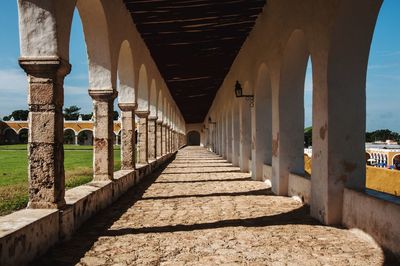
(0, 1), (399, 132)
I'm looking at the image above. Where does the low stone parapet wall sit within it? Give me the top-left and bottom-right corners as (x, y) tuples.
(262, 164), (272, 181)
(342, 188), (400, 259)
(288, 173), (311, 204)
(0, 152), (176, 266)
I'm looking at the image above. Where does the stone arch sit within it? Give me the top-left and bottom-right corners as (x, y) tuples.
(252, 63), (273, 180)
(17, 127), (29, 135)
(117, 40), (135, 104)
(187, 131), (201, 146)
(149, 79), (157, 117)
(272, 29), (310, 195)
(137, 64), (149, 111)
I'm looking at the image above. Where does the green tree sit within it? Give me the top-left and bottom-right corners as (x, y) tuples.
(64, 105), (81, 120)
(366, 129), (400, 143)
(81, 113), (93, 120)
(113, 111), (119, 120)
(3, 110), (29, 121)
(304, 127), (312, 148)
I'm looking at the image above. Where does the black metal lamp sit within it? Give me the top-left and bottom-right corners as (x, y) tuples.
(234, 80), (254, 107)
(235, 81), (243, 97)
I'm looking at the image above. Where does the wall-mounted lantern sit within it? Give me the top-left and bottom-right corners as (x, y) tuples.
(234, 80), (254, 107)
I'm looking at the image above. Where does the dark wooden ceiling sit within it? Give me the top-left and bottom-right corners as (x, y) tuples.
(123, 0), (266, 123)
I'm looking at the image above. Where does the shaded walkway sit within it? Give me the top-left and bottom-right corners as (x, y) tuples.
(34, 147), (384, 265)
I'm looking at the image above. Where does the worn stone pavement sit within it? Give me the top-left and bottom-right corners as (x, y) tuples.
(33, 146), (386, 266)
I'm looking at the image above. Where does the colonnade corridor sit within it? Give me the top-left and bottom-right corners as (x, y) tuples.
(33, 147), (384, 265)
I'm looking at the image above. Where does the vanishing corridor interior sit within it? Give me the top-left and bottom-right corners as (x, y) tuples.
(0, 0), (399, 265)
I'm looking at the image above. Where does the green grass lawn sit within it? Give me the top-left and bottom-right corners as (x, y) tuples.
(0, 144), (121, 216)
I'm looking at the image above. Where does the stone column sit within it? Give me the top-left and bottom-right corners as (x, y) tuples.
(119, 103), (136, 170)
(137, 111), (149, 164)
(74, 134), (78, 145)
(148, 116), (157, 161)
(156, 120), (163, 157)
(19, 57), (70, 209)
(89, 89), (117, 181)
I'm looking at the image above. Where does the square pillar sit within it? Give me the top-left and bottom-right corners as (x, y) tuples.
(156, 120), (163, 157)
(137, 111), (149, 164)
(166, 126), (171, 153)
(119, 103), (137, 170)
(162, 123), (167, 155)
(239, 101), (251, 172)
(89, 89), (117, 181)
(19, 57), (70, 209)
(232, 113), (240, 167)
(148, 116), (157, 161)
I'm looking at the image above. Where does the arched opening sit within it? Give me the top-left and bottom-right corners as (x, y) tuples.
(393, 154), (400, 170)
(149, 80), (157, 117)
(303, 58), (313, 177)
(187, 131), (201, 146)
(18, 128), (28, 144)
(137, 64), (149, 112)
(252, 63), (272, 180)
(78, 130), (93, 146)
(117, 40), (135, 104)
(365, 1), (400, 193)
(272, 29), (309, 195)
(3, 128), (18, 144)
(64, 8), (91, 116)
(64, 129), (76, 145)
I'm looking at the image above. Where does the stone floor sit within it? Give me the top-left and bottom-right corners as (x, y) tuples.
(33, 146), (387, 265)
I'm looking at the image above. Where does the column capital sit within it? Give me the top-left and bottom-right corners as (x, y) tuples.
(156, 120), (163, 125)
(89, 89), (118, 101)
(118, 102), (137, 112)
(19, 56), (71, 77)
(162, 122), (168, 126)
(136, 110), (150, 118)
(148, 115), (158, 121)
